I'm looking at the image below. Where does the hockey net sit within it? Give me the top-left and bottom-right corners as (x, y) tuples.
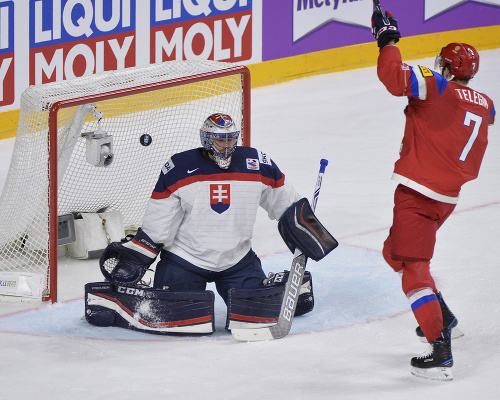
(0, 60), (250, 303)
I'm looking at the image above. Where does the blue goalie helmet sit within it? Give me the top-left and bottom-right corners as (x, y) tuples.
(200, 113), (240, 169)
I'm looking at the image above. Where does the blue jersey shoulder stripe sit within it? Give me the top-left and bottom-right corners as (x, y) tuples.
(151, 147), (285, 200)
(434, 72), (448, 95)
(409, 66), (448, 99)
(151, 171), (285, 200)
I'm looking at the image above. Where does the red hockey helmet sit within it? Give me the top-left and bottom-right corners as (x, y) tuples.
(435, 43), (479, 80)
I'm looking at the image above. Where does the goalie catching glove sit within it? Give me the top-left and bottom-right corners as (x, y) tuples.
(100, 228), (161, 285)
(278, 198), (338, 261)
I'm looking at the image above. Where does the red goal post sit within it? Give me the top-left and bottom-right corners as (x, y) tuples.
(0, 61), (251, 303)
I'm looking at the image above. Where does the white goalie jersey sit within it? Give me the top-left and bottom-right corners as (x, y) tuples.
(141, 147), (301, 272)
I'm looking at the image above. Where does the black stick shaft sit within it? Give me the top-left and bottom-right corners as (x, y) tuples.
(372, 0), (389, 24)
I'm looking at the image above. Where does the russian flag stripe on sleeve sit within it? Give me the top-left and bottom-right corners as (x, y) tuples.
(409, 66), (448, 101)
(408, 288), (438, 312)
(410, 66), (427, 100)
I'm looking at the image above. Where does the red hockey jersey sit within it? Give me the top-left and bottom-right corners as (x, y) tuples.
(378, 45), (496, 203)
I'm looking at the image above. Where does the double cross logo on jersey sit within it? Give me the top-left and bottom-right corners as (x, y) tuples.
(210, 183), (231, 214)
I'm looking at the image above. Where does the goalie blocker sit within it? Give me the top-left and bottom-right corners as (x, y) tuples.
(278, 197), (338, 261)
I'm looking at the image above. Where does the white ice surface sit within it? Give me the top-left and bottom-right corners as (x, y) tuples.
(1, 49), (499, 399)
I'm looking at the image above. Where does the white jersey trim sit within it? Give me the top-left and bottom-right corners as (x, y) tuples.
(392, 173), (459, 204)
(413, 65), (427, 101)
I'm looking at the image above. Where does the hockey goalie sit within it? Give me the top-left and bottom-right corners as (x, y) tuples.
(85, 113), (338, 335)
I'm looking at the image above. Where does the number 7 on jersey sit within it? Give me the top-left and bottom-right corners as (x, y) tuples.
(459, 111), (483, 162)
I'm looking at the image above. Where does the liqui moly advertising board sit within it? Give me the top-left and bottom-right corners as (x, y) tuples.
(151, 0), (252, 63)
(0, 0), (258, 112)
(30, 0), (137, 85)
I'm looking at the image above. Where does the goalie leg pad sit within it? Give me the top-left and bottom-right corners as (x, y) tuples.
(269, 270), (314, 317)
(85, 282), (215, 335)
(226, 284), (285, 331)
(84, 282), (117, 326)
(226, 271), (314, 331)
(278, 198), (338, 261)
(295, 270), (314, 317)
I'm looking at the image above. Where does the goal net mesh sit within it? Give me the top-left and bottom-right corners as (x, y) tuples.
(0, 60), (249, 301)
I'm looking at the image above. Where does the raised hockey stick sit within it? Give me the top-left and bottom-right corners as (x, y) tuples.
(373, 0), (390, 25)
(231, 158), (329, 341)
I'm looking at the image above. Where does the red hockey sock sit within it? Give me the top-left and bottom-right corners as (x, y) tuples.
(407, 288), (442, 342)
(401, 261), (442, 342)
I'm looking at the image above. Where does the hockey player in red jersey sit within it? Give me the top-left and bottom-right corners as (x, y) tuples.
(372, 9), (495, 381)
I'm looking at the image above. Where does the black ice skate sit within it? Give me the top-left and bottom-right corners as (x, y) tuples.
(415, 292), (464, 342)
(411, 328), (453, 381)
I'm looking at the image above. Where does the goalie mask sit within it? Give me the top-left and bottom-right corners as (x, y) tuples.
(200, 113), (240, 169)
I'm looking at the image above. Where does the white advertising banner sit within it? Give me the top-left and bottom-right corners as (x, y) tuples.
(424, 0), (500, 19)
(0, 271), (44, 300)
(292, 0), (372, 42)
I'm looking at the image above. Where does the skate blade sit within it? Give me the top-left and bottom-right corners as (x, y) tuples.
(418, 327), (465, 343)
(411, 366), (453, 381)
(450, 326), (464, 340)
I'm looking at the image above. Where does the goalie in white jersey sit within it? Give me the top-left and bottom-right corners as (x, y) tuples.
(141, 113), (302, 303)
(90, 114), (336, 335)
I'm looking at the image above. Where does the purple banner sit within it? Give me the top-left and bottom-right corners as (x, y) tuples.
(263, 0), (500, 62)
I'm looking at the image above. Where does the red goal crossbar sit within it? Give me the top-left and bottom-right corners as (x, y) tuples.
(45, 66), (251, 302)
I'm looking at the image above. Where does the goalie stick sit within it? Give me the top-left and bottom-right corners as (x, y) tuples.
(231, 158), (329, 341)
